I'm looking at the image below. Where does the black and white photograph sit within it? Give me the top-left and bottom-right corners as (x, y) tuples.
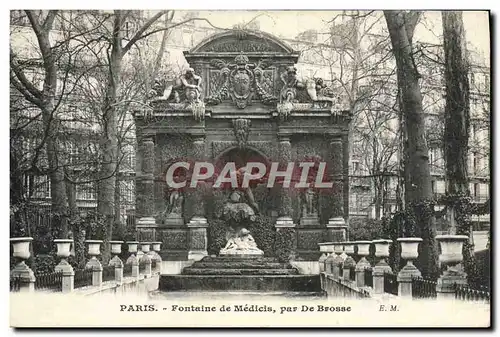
(8, 8), (491, 328)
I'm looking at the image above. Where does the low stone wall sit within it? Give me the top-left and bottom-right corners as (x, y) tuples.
(320, 272), (370, 299)
(74, 274), (160, 296)
(290, 261), (320, 275)
(160, 260), (194, 275)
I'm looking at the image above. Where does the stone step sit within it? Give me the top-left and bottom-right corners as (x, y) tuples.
(190, 261), (292, 269)
(182, 268), (299, 276)
(200, 256), (280, 262)
(150, 290), (326, 299)
(160, 275), (321, 292)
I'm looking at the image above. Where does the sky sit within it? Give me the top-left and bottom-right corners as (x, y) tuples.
(184, 10), (490, 63)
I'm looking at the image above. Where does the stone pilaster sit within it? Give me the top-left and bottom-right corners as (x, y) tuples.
(328, 137), (344, 223)
(137, 136), (156, 221)
(276, 135), (293, 222)
(188, 135), (207, 221)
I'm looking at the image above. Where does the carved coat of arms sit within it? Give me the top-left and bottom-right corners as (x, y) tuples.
(206, 54), (277, 109)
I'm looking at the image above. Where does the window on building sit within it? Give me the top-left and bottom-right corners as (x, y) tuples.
(76, 182), (96, 200)
(352, 160), (360, 173)
(33, 175), (51, 199)
(472, 152), (479, 175)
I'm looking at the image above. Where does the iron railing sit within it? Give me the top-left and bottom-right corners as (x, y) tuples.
(10, 275), (21, 292)
(364, 268), (373, 288)
(412, 277), (437, 299)
(349, 267), (356, 281)
(139, 260), (146, 273)
(455, 284), (490, 303)
(74, 268), (93, 289)
(34, 271), (62, 292)
(102, 265), (116, 282)
(384, 272), (398, 295)
(123, 263), (133, 277)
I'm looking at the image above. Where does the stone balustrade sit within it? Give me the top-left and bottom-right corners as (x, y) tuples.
(316, 234), (485, 301)
(10, 237), (162, 294)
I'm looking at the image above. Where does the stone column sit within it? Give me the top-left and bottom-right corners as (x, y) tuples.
(275, 135), (295, 229)
(137, 136), (156, 221)
(326, 137), (347, 241)
(397, 238), (423, 297)
(355, 241), (372, 288)
(10, 237), (35, 293)
(435, 235), (469, 299)
(54, 239), (75, 293)
(186, 135), (209, 261)
(85, 240), (103, 287)
(372, 239), (393, 294)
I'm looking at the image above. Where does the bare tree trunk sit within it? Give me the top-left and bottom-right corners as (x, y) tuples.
(97, 12), (123, 263)
(25, 10), (69, 240)
(442, 11), (476, 283)
(442, 11), (471, 198)
(385, 10), (438, 278)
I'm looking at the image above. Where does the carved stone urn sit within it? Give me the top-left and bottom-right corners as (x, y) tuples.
(86, 240), (102, 257)
(435, 235), (468, 266)
(109, 241), (124, 267)
(397, 237), (422, 261)
(11, 237), (33, 260)
(54, 239), (73, 258)
(373, 239), (392, 259)
(109, 241), (123, 256)
(126, 241), (139, 255)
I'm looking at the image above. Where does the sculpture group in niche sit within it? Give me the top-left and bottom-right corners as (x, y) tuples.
(159, 189), (184, 225)
(301, 187), (319, 218)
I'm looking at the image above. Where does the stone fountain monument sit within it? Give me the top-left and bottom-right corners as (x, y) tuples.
(133, 29), (352, 271)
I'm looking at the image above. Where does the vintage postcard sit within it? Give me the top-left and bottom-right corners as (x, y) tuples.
(9, 9), (491, 328)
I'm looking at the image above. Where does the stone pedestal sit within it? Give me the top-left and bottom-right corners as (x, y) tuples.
(11, 261), (35, 293)
(140, 253), (152, 278)
(397, 261), (421, 297)
(331, 253), (344, 279)
(436, 268), (468, 299)
(136, 217), (157, 243)
(110, 255), (124, 284)
(318, 253), (328, 273)
(343, 256), (356, 282)
(187, 216), (209, 261)
(85, 257), (103, 287)
(55, 259), (75, 293)
(355, 258), (371, 288)
(326, 217), (347, 242)
(373, 259), (392, 294)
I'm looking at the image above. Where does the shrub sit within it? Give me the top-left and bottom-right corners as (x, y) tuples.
(275, 228), (296, 262)
(248, 215), (275, 256)
(207, 219), (228, 256)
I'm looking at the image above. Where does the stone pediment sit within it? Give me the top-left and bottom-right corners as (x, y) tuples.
(145, 29), (349, 120)
(187, 30), (296, 55)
